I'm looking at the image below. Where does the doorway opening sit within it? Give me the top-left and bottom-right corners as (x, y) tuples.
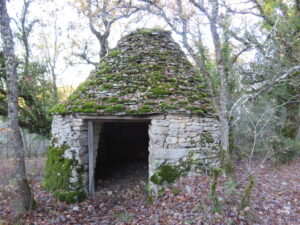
(94, 122), (149, 190)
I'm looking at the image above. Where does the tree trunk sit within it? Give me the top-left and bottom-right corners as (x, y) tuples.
(0, 0), (34, 214)
(51, 67), (58, 102)
(282, 85), (300, 139)
(219, 114), (236, 182)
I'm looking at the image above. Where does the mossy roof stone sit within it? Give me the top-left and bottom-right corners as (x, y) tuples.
(53, 28), (215, 116)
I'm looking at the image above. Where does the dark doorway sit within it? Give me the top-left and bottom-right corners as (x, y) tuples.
(94, 122), (149, 190)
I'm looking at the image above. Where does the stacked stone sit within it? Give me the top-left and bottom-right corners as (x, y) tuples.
(51, 115), (88, 189)
(52, 28), (214, 116)
(51, 115), (106, 192)
(149, 115), (220, 180)
(47, 28), (221, 199)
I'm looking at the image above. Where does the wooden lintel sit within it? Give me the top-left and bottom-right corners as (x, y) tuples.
(80, 115), (164, 121)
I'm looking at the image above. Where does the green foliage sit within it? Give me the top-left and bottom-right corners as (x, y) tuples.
(146, 196), (154, 205)
(172, 187), (180, 196)
(1, 34), (58, 137)
(272, 136), (300, 164)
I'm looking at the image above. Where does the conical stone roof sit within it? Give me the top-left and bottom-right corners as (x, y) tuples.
(52, 28), (215, 116)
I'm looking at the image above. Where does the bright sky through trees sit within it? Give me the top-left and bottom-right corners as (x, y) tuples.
(7, 0), (259, 88)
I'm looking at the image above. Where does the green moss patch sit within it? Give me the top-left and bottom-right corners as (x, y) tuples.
(43, 141), (85, 203)
(54, 190), (86, 204)
(201, 132), (214, 144)
(150, 164), (180, 185)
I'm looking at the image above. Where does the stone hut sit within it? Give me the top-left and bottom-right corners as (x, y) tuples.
(44, 29), (220, 202)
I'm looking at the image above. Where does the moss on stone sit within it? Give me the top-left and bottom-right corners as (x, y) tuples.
(139, 105), (152, 113)
(178, 100), (188, 105)
(82, 101), (96, 109)
(49, 104), (67, 114)
(107, 50), (121, 58)
(50, 28), (215, 116)
(106, 97), (119, 103)
(201, 132), (214, 144)
(43, 141), (85, 203)
(193, 109), (206, 115)
(150, 164), (180, 185)
(186, 105), (200, 111)
(160, 103), (176, 110)
(105, 104), (125, 112)
(144, 101), (156, 106)
(53, 190), (86, 204)
(102, 83), (113, 89)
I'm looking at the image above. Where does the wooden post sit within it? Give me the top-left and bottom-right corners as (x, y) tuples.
(88, 120), (94, 195)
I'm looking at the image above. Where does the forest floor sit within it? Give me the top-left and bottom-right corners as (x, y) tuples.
(0, 157), (299, 225)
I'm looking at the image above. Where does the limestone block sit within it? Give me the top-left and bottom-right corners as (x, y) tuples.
(169, 123), (180, 129)
(71, 121), (85, 127)
(177, 142), (197, 148)
(167, 128), (178, 136)
(166, 136), (177, 144)
(149, 126), (168, 135)
(149, 148), (188, 160)
(71, 132), (88, 140)
(151, 120), (170, 127)
(178, 137), (186, 143)
(72, 126), (87, 131)
(186, 125), (201, 132)
(188, 132), (199, 137)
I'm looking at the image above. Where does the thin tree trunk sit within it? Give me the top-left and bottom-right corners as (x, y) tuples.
(51, 66), (58, 102)
(281, 83), (300, 140)
(0, 0), (34, 214)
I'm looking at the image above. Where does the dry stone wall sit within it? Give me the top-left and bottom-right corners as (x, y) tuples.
(149, 114), (219, 190)
(49, 113), (219, 196)
(51, 115), (89, 191)
(51, 116), (105, 193)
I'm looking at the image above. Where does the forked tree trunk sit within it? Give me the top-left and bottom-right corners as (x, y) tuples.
(0, 0), (34, 214)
